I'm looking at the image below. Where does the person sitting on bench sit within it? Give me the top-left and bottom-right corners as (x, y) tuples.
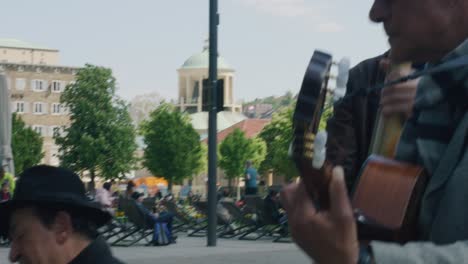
(131, 192), (177, 244)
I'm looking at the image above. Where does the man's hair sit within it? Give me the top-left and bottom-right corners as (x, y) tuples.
(32, 205), (99, 240)
(126, 181), (135, 192)
(103, 182), (112, 191)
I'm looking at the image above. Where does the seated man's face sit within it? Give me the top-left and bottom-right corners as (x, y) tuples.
(8, 208), (62, 264)
(1, 185), (8, 193)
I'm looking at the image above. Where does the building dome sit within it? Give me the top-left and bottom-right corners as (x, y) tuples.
(180, 44), (233, 70)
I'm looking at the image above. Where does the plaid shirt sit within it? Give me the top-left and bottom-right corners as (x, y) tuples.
(396, 39), (468, 175)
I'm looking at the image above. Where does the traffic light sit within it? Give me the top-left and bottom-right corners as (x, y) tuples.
(202, 79), (224, 112)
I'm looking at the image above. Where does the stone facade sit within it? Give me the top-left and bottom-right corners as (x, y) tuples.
(0, 47), (59, 65)
(0, 40), (80, 167)
(0, 63), (78, 166)
(0, 39), (60, 65)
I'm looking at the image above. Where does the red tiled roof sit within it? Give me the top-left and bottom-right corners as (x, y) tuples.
(202, 118), (270, 143)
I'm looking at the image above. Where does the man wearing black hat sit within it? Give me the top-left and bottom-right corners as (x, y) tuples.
(0, 165), (125, 264)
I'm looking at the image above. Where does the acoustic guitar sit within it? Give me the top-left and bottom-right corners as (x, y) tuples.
(291, 50), (428, 243)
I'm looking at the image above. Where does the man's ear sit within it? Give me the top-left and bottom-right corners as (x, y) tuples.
(52, 211), (74, 245)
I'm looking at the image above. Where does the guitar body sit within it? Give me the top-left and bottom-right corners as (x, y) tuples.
(352, 155), (427, 242)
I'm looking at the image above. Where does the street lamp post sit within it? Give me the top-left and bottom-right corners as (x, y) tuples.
(207, 0), (219, 247)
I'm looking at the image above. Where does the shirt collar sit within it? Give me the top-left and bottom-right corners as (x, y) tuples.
(69, 237), (115, 264)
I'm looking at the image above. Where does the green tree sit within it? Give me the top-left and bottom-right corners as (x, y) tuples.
(55, 64), (137, 189)
(218, 128), (267, 188)
(197, 143), (208, 175)
(12, 113), (44, 174)
(259, 106), (298, 181)
(218, 128), (251, 188)
(279, 90), (294, 107)
(141, 103), (203, 191)
(249, 137), (267, 168)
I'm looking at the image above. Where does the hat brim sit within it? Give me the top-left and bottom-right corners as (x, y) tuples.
(0, 199), (111, 238)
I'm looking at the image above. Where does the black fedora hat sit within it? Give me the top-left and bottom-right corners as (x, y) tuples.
(0, 165), (111, 237)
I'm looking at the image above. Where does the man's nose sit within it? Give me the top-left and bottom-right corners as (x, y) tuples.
(369, 0), (390, 23)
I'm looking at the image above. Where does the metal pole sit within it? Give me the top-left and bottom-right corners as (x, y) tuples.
(207, 0), (219, 247)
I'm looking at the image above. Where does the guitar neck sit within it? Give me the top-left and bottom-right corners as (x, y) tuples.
(369, 62), (411, 158)
(369, 111), (406, 158)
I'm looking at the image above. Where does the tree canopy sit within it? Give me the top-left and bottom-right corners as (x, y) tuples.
(55, 64), (137, 188)
(141, 103), (203, 191)
(218, 128), (266, 187)
(12, 113), (44, 175)
(258, 106), (298, 181)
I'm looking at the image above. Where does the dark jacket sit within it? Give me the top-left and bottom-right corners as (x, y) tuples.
(263, 195), (281, 223)
(326, 53), (386, 190)
(69, 237), (125, 264)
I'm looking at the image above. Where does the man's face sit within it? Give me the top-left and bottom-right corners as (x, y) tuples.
(369, 0), (463, 63)
(8, 208), (61, 264)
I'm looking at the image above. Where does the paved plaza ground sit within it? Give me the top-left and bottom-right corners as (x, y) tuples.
(0, 235), (309, 264)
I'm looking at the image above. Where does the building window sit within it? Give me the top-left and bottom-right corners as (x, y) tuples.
(15, 78), (26, 90)
(33, 102), (47, 114)
(32, 125), (45, 136)
(32, 79), (47, 92)
(34, 103), (43, 114)
(52, 81), (62, 93)
(51, 103), (61, 114)
(15, 101), (25, 113)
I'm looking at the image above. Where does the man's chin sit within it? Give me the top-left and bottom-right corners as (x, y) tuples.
(388, 46), (413, 63)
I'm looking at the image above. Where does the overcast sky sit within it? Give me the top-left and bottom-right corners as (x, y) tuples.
(1, 0), (388, 102)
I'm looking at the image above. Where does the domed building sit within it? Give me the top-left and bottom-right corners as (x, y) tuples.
(177, 42), (242, 114)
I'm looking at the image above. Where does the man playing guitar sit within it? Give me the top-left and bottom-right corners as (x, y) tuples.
(282, 0), (468, 263)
